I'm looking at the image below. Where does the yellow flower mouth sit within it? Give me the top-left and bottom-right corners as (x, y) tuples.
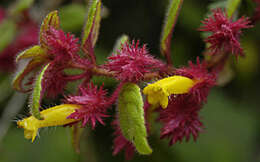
(143, 75), (195, 108)
(17, 104), (81, 142)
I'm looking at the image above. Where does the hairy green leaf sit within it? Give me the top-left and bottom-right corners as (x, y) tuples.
(16, 45), (47, 62)
(117, 83), (152, 155)
(0, 20), (16, 52)
(81, 0), (102, 64)
(226, 0), (241, 18)
(30, 63), (50, 120)
(12, 59), (44, 92)
(160, 0), (183, 64)
(40, 10), (60, 47)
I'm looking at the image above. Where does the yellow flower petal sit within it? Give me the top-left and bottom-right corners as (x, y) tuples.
(143, 75), (195, 108)
(17, 104), (81, 142)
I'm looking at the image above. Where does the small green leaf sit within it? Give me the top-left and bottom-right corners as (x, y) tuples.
(112, 34), (129, 54)
(40, 10), (60, 47)
(12, 59), (44, 92)
(60, 4), (86, 32)
(160, 0), (183, 64)
(16, 45), (47, 62)
(0, 19), (16, 52)
(30, 63), (50, 120)
(117, 83), (152, 155)
(9, 0), (34, 15)
(226, 0), (241, 18)
(81, 0), (102, 64)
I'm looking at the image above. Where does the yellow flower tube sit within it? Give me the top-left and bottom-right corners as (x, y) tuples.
(17, 104), (81, 142)
(143, 76), (195, 109)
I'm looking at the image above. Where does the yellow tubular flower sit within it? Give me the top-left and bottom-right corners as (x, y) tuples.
(143, 76), (195, 109)
(17, 104), (81, 142)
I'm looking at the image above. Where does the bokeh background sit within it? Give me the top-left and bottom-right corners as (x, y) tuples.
(0, 0), (260, 162)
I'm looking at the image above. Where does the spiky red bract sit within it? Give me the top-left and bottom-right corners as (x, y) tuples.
(175, 58), (216, 103)
(44, 27), (80, 64)
(199, 9), (252, 57)
(0, 18), (38, 72)
(159, 59), (215, 145)
(159, 95), (204, 145)
(112, 120), (135, 160)
(42, 63), (68, 98)
(66, 83), (109, 128)
(105, 40), (165, 82)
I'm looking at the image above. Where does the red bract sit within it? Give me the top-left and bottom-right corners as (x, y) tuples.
(159, 59), (215, 145)
(105, 40), (165, 82)
(43, 63), (68, 98)
(199, 9), (252, 57)
(112, 120), (135, 160)
(175, 58), (216, 104)
(44, 27), (80, 64)
(159, 95), (204, 145)
(66, 84), (109, 128)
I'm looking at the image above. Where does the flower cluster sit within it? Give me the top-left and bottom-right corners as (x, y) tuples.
(44, 27), (80, 64)
(66, 84), (109, 128)
(159, 60), (216, 145)
(175, 59), (216, 104)
(105, 40), (165, 82)
(11, 1), (255, 160)
(199, 9), (251, 57)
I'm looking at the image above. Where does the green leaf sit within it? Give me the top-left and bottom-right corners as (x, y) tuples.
(117, 83), (152, 155)
(12, 59), (44, 92)
(60, 4), (86, 32)
(0, 20), (16, 52)
(9, 0), (34, 15)
(112, 34), (129, 54)
(30, 63), (50, 120)
(40, 10), (60, 47)
(81, 0), (102, 64)
(226, 0), (241, 18)
(160, 0), (183, 64)
(16, 45), (47, 62)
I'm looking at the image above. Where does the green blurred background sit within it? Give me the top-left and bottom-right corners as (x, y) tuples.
(0, 0), (260, 162)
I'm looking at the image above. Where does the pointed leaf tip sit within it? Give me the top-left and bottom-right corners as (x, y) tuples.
(40, 10), (60, 47)
(160, 0), (184, 65)
(81, 0), (102, 64)
(16, 45), (47, 63)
